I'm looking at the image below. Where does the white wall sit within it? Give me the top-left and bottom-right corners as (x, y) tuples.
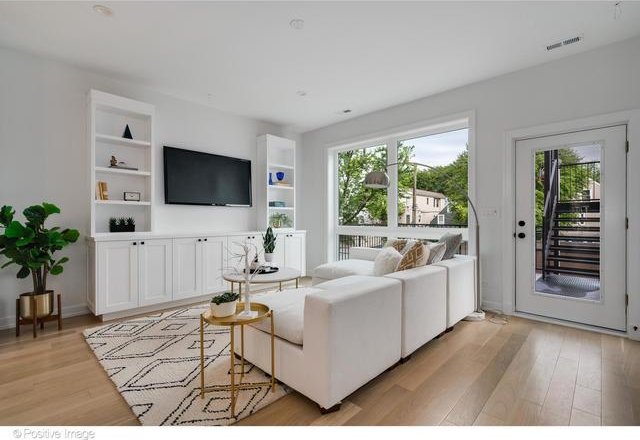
(300, 36), (640, 316)
(0, 46), (285, 328)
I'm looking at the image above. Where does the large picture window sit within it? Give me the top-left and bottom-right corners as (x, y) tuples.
(330, 121), (471, 261)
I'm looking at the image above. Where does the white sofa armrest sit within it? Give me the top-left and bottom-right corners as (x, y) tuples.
(348, 247), (382, 261)
(303, 276), (402, 409)
(433, 255), (476, 327)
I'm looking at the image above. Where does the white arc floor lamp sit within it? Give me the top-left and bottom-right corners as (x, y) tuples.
(364, 162), (485, 321)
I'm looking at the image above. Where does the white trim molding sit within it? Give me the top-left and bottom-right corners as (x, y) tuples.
(502, 109), (640, 340)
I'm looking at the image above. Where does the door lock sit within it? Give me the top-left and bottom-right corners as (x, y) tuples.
(518, 220), (526, 227)
(518, 232), (526, 239)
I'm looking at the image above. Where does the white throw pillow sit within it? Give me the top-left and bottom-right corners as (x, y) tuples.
(373, 247), (403, 276)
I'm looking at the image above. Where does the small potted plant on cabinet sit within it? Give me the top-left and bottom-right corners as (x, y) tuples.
(0, 203), (79, 322)
(210, 291), (239, 318)
(262, 226), (276, 263)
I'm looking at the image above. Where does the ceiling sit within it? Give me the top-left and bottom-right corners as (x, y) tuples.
(1, 1), (639, 132)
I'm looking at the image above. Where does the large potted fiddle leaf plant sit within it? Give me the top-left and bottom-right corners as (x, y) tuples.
(0, 203), (79, 319)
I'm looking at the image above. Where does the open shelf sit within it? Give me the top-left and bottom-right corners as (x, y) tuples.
(269, 185), (294, 190)
(268, 163), (294, 170)
(95, 200), (151, 206)
(96, 133), (151, 148)
(95, 166), (151, 177)
(268, 206), (294, 210)
(90, 90), (154, 236)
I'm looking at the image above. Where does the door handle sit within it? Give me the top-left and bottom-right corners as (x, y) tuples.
(518, 232), (526, 239)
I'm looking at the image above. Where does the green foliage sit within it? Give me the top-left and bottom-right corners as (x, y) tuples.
(337, 142), (470, 225)
(211, 291), (239, 305)
(417, 151), (468, 224)
(262, 226), (276, 253)
(534, 149), (598, 226)
(0, 203), (79, 295)
(338, 146), (388, 225)
(269, 212), (292, 228)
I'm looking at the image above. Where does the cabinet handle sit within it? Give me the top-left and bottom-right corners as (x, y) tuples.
(132, 242), (137, 246)
(204, 238), (207, 242)
(141, 241), (145, 245)
(197, 238), (202, 242)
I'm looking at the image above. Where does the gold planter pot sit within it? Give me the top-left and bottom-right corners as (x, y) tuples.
(19, 291), (54, 319)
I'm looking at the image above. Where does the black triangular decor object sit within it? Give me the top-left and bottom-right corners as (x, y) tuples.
(122, 124), (133, 139)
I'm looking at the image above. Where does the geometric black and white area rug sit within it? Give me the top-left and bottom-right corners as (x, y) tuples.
(83, 303), (289, 425)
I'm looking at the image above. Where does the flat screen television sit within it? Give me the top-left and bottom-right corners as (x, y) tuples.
(163, 146), (252, 206)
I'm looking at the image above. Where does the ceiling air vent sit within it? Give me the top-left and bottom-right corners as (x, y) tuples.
(546, 35), (583, 51)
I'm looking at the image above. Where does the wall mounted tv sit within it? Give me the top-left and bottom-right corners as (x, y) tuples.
(163, 146), (252, 206)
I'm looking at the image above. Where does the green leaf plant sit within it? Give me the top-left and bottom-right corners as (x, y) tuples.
(0, 203), (79, 296)
(262, 226), (276, 253)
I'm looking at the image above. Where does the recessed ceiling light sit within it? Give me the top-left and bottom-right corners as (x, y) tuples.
(289, 18), (304, 30)
(296, 90), (307, 97)
(93, 4), (113, 17)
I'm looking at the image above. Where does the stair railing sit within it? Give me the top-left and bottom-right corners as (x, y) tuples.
(542, 151), (559, 279)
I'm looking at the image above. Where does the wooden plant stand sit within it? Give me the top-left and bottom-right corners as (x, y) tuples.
(16, 293), (62, 338)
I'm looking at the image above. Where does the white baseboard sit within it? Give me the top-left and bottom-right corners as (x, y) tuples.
(0, 303), (90, 331)
(481, 299), (504, 314)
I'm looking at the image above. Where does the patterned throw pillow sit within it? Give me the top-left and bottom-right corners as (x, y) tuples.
(438, 233), (463, 260)
(386, 238), (407, 253)
(426, 242), (446, 265)
(395, 241), (428, 271)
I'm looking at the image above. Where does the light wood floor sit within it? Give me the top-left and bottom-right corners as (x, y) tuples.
(1, 302), (639, 425)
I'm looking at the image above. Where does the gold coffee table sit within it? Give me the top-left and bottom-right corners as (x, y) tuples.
(199, 302), (275, 417)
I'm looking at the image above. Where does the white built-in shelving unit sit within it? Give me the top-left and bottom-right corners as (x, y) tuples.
(88, 90), (155, 236)
(257, 134), (297, 231)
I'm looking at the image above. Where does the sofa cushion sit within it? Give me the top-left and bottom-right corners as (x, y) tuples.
(439, 232), (463, 260)
(373, 247), (403, 276)
(313, 259), (375, 281)
(250, 288), (322, 345)
(396, 241), (429, 271)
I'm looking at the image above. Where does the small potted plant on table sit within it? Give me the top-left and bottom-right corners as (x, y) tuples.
(262, 226), (276, 264)
(210, 291), (239, 318)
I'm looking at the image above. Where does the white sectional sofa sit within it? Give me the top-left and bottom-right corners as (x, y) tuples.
(313, 247), (476, 329)
(234, 276), (402, 411)
(234, 246), (476, 412)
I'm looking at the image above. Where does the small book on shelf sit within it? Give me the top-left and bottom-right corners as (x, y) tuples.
(96, 181), (109, 200)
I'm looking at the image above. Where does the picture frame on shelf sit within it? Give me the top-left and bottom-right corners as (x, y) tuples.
(124, 192), (141, 202)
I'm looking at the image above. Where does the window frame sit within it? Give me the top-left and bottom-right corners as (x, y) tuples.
(326, 112), (476, 262)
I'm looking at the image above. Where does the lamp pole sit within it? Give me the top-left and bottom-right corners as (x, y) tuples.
(412, 164), (418, 224)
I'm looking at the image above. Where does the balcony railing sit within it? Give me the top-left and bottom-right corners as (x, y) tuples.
(558, 161), (600, 202)
(337, 231), (468, 261)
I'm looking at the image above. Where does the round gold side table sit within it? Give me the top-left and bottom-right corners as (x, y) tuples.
(199, 302), (275, 418)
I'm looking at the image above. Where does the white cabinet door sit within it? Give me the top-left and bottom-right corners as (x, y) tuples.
(284, 233), (306, 275)
(272, 233), (286, 268)
(97, 241), (139, 314)
(202, 236), (227, 295)
(138, 239), (173, 306)
(173, 238), (202, 300)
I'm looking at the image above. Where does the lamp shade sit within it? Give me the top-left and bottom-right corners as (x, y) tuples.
(364, 170), (390, 188)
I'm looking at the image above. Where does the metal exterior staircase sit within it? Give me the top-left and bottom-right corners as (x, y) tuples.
(539, 155), (601, 279)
